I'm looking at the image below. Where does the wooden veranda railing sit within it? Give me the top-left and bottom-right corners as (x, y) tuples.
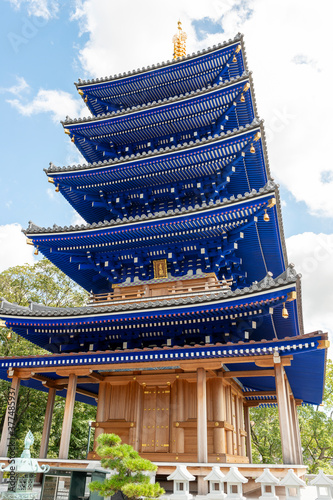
(88, 276), (233, 307)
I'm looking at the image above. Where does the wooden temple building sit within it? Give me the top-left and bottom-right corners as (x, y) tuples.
(0, 27), (328, 476)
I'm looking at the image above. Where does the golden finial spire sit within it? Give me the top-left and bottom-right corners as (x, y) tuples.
(172, 20), (187, 60)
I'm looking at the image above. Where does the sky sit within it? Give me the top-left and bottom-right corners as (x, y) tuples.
(0, 0), (333, 354)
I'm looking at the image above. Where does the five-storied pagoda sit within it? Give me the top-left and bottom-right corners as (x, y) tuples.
(0, 23), (328, 479)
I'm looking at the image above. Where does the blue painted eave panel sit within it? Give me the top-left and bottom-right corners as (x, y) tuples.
(78, 40), (245, 115)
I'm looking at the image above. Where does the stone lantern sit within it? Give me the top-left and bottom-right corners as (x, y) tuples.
(255, 468), (279, 500)
(167, 465), (195, 500)
(310, 470), (333, 500)
(223, 466), (248, 500)
(0, 431), (50, 500)
(279, 469), (306, 500)
(203, 466), (226, 500)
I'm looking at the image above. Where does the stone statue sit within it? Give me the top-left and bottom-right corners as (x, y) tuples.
(21, 430), (34, 458)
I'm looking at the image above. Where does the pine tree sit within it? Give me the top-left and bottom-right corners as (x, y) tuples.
(89, 433), (165, 499)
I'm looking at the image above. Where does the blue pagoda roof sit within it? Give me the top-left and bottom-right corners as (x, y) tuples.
(25, 186), (286, 293)
(0, 266), (302, 352)
(75, 35), (246, 115)
(47, 122), (269, 224)
(0, 331), (326, 405)
(63, 74), (256, 164)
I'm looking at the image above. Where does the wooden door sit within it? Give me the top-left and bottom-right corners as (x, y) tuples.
(141, 386), (170, 452)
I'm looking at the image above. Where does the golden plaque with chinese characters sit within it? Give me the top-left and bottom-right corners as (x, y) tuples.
(153, 259), (168, 279)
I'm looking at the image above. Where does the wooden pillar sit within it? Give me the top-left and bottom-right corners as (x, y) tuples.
(130, 382), (142, 452)
(234, 396), (241, 456)
(0, 375), (20, 457)
(197, 367), (208, 463)
(39, 387), (56, 458)
(285, 383), (297, 464)
(59, 373), (77, 459)
(290, 397), (303, 464)
(238, 396), (246, 457)
(94, 381), (107, 443)
(274, 362), (293, 464)
(225, 384), (233, 455)
(212, 377), (225, 454)
(243, 405), (252, 463)
(175, 379), (185, 453)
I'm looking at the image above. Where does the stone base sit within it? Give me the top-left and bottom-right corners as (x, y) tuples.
(0, 493), (36, 500)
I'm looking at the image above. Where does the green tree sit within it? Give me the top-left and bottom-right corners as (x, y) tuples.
(250, 359), (333, 472)
(0, 258), (88, 309)
(298, 404), (333, 473)
(250, 406), (282, 464)
(0, 259), (92, 459)
(89, 434), (165, 500)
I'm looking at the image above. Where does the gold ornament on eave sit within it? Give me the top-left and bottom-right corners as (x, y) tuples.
(173, 21), (187, 60)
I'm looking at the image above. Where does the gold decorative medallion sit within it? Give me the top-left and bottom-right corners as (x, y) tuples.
(153, 259), (168, 279)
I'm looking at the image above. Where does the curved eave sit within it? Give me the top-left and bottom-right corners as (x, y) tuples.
(25, 191), (285, 293)
(65, 73), (253, 125)
(65, 74), (257, 165)
(0, 281), (300, 348)
(77, 38), (246, 115)
(50, 124), (270, 224)
(75, 34), (245, 100)
(230, 333), (328, 405)
(0, 332), (326, 404)
(47, 120), (266, 175)
(76, 34), (244, 86)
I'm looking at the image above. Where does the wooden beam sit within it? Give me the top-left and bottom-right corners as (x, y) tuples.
(88, 370), (105, 381)
(255, 356), (293, 368)
(31, 374), (56, 384)
(175, 420), (234, 430)
(52, 377), (96, 386)
(318, 339), (330, 349)
(224, 370), (275, 379)
(76, 387), (98, 399)
(104, 373), (177, 385)
(55, 368), (95, 377)
(9, 353), (300, 379)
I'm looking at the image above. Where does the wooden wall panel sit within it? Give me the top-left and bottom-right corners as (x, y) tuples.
(184, 429), (197, 454)
(187, 382), (197, 419)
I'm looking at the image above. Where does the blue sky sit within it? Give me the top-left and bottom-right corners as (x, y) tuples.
(0, 0), (333, 348)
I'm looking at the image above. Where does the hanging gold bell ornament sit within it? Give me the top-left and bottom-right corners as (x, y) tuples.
(282, 303), (289, 319)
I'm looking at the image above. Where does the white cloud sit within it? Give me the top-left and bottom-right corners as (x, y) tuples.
(46, 187), (55, 200)
(71, 210), (85, 226)
(6, 0), (59, 19)
(0, 76), (30, 95)
(286, 232), (333, 356)
(7, 88), (86, 123)
(0, 224), (36, 272)
(70, 0), (333, 218)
